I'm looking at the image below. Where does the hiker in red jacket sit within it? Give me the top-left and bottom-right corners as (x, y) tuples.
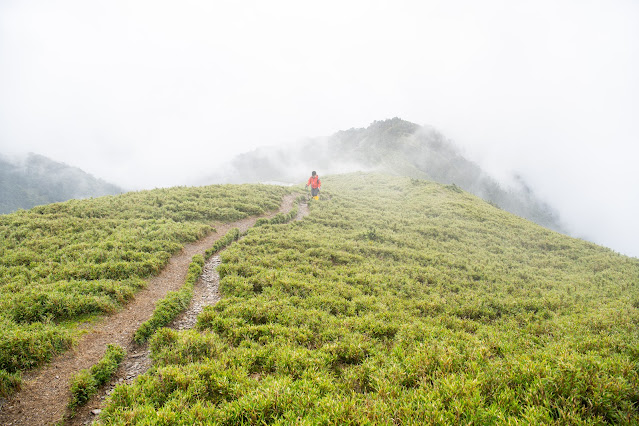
(306, 171), (321, 199)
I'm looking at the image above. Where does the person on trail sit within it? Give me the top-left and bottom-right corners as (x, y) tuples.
(306, 171), (321, 200)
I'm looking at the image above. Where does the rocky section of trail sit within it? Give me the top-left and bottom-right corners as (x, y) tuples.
(172, 255), (222, 331)
(0, 194), (303, 426)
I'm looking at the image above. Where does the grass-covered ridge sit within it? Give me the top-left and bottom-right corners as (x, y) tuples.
(100, 173), (639, 424)
(0, 184), (289, 393)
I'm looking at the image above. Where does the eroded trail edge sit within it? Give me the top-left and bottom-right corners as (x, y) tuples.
(0, 194), (305, 426)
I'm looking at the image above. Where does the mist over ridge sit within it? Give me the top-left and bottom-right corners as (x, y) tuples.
(199, 118), (563, 233)
(0, 153), (123, 214)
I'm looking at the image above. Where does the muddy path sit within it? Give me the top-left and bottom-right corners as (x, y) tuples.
(0, 194), (307, 426)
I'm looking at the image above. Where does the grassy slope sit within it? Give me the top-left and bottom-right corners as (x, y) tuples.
(0, 184), (290, 395)
(100, 173), (639, 424)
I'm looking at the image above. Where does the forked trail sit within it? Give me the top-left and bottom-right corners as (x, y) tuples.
(0, 194), (308, 426)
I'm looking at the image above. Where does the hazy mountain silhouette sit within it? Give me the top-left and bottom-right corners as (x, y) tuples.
(202, 118), (563, 232)
(0, 153), (122, 214)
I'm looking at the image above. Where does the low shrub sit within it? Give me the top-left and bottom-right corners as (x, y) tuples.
(0, 321), (73, 372)
(255, 204), (299, 227)
(204, 228), (240, 259)
(0, 369), (21, 397)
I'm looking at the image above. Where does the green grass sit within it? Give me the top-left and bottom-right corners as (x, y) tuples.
(204, 228), (241, 259)
(99, 173), (639, 424)
(255, 204), (298, 227)
(0, 184), (290, 394)
(0, 369), (21, 398)
(68, 344), (126, 412)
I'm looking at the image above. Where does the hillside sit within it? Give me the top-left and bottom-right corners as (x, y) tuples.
(97, 174), (639, 424)
(204, 118), (562, 231)
(0, 184), (291, 406)
(0, 153), (122, 214)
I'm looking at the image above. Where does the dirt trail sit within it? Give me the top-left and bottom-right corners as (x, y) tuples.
(71, 198), (310, 425)
(172, 199), (309, 336)
(0, 194), (305, 426)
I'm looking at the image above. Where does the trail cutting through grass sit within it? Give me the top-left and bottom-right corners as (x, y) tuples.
(70, 197), (310, 425)
(97, 174), (639, 425)
(0, 193), (303, 426)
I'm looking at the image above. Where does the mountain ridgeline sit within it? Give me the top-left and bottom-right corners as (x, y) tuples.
(205, 118), (561, 232)
(0, 153), (122, 214)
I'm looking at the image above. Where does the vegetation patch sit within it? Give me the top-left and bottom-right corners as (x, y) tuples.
(255, 204), (299, 227)
(0, 369), (21, 398)
(204, 228), (241, 259)
(68, 344), (126, 412)
(0, 319), (73, 372)
(99, 174), (639, 424)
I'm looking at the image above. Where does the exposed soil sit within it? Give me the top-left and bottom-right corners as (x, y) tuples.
(296, 201), (310, 221)
(0, 194), (307, 426)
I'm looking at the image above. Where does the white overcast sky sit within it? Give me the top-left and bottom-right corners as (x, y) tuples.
(1, 0), (638, 257)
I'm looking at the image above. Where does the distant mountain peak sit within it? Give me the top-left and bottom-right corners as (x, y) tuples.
(0, 153), (123, 214)
(200, 118), (563, 233)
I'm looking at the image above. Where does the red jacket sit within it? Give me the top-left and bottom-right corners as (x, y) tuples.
(307, 175), (321, 189)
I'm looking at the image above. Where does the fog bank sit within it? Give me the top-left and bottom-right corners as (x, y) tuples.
(1, 0), (637, 256)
